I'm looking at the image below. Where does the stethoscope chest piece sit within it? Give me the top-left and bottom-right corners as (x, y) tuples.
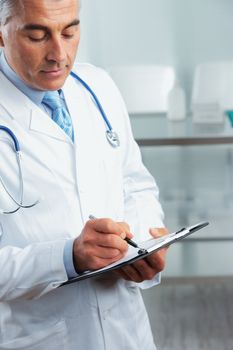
(106, 130), (120, 148)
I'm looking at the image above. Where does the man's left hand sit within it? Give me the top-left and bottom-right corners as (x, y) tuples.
(116, 227), (169, 283)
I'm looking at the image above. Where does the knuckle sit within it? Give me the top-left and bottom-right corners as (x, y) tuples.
(109, 234), (124, 249)
(83, 234), (94, 246)
(121, 240), (128, 252)
(109, 248), (120, 258)
(157, 258), (165, 272)
(106, 234), (116, 246)
(146, 271), (156, 280)
(135, 276), (144, 283)
(85, 220), (93, 230)
(136, 260), (146, 269)
(103, 218), (114, 231)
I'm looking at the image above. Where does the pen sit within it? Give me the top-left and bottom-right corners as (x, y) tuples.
(124, 237), (140, 249)
(88, 215), (140, 249)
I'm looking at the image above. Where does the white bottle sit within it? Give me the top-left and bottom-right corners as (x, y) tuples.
(167, 80), (186, 121)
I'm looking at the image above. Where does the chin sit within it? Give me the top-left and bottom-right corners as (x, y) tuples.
(35, 70), (70, 91)
(38, 78), (67, 91)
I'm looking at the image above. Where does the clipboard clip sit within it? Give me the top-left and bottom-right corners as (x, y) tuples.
(137, 228), (187, 255)
(175, 227), (186, 234)
(137, 248), (148, 255)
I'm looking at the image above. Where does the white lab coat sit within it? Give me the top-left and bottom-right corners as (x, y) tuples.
(0, 63), (164, 350)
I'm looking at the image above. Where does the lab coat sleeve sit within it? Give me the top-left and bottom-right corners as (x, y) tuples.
(121, 108), (165, 289)
(106, 73), (165, 288)
(115, 88), (165, 240)
(0, 239), (68, 301)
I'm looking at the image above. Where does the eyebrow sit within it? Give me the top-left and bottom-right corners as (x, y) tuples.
(23, 19), (80, 32)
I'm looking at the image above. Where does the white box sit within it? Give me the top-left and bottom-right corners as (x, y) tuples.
(192, 101), (224, 124)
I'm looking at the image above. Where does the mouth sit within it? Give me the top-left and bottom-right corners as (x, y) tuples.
(40, 68), (66, 78)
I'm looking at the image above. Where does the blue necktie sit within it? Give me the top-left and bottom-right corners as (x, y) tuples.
(42, 90), (74, 141)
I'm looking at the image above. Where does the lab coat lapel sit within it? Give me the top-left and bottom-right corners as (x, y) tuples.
(0, 72), (31, 129)
(0, 72), (71, 143)
(30, 107), (71, 143)
(63, 74), (106, 220)
(63, 74), (93, 145)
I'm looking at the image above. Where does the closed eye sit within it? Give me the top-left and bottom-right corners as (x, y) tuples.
(62, 25), (79, 39)
(26, 29), (48, 42)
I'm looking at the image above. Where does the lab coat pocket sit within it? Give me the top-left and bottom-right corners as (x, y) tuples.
(0, 320), (68, 350)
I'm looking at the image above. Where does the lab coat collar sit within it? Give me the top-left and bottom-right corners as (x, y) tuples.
(0, 71), (30, 126)
(0, 71), (71, 143)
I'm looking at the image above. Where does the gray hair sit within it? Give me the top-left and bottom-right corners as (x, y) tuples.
(0, 0), (16, 26)
(0, 0), (81, 26)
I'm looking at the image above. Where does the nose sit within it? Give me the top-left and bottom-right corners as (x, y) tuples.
(46, 36), (66, 63)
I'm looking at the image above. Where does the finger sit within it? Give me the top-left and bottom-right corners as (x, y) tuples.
(145, 250), (166, 271)
(149, 227), (169, 252)
(89, 218), (128, 239)
(131, 259), (157, 280)
(118, 222), (133, 239)
(114, 269), (131, 281)
(94, 232), (129, 253)
(149, 227), (169, 238)
(94, 246), (123, 260)
(86, 254), (126, 271)
(120, 264), (144, 283)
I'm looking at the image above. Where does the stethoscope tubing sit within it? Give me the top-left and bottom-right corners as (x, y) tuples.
(0, 125), (20, 152)
(70, 71), (113, 131)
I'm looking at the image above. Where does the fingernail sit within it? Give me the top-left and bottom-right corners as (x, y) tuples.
(120, 232), (126, 239)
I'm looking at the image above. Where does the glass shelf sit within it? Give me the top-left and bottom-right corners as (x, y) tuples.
(130, 113), (233, 146)
(130, 113), (233, 277)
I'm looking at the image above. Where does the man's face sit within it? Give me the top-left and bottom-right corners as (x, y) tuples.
(0, 0), (80, 91)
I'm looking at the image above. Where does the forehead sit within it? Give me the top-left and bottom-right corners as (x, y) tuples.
(13, 0), (79, 26)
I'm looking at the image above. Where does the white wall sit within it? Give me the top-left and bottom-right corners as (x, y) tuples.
(78, 0), (233, 102)
(78, 0), (175, 66)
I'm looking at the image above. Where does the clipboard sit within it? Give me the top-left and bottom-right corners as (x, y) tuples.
(62, 221), (209, 285)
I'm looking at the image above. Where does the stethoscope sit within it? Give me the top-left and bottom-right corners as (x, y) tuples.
(70, 71), (120, 148)
(0, 125), (39, 214)
(0, 72), (120, 215)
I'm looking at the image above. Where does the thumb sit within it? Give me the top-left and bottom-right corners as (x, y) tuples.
(149, 227), (169, 238)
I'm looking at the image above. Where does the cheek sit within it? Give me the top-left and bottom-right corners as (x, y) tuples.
(68, 35), (80, 57)
(5, 38), (34, 62)
(15, 45), (43, 72)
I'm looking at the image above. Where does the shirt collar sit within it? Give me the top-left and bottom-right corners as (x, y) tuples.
(0, 51), (45, 106)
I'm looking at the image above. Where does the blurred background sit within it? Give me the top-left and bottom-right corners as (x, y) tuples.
(78, 1), (233, 349)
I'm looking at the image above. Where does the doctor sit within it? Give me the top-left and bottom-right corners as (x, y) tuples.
(0, 0), (168, 349)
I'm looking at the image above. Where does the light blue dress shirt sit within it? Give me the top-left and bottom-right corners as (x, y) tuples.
(0, 52), (77, 278)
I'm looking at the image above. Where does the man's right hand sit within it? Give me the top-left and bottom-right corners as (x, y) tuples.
(73, 218), (132, 273)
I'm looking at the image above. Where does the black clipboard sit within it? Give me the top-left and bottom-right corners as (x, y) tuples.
(62, 221), (209, 285)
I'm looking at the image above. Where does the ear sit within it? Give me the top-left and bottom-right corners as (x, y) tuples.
(0, 32), (4, 47)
